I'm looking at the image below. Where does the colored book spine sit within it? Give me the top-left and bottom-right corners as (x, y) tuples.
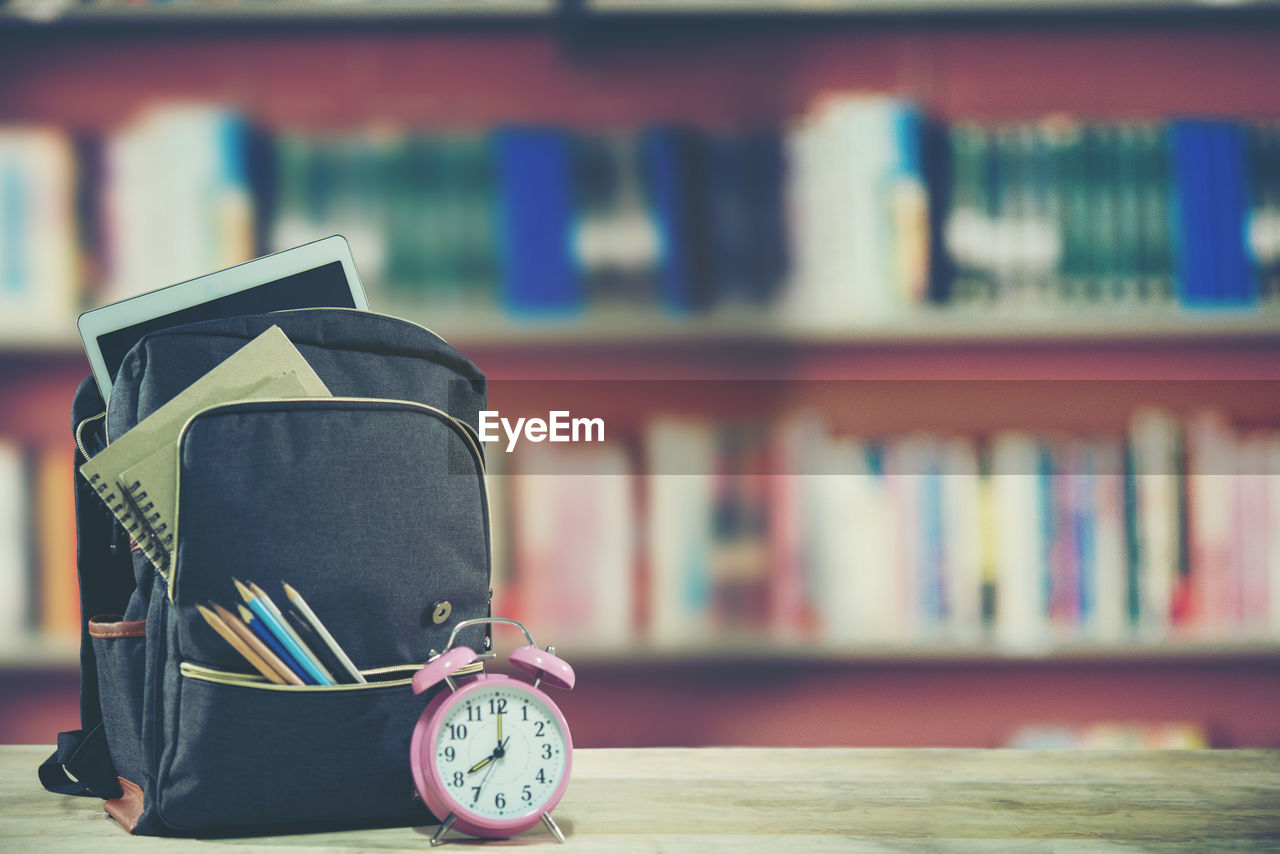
(494, 127), (581, 315)
(1113, 124), (1143, 302)
(1170, 120), (1217, 306)
(1136, 123), (1174, 302)
(639, 126), (713, 313)
(1212, 122), (1255, 305)
(0, 442), (31, 645)
(36, 445), (78, 640)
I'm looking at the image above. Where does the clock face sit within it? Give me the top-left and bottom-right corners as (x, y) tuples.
(431, 681), (570, 822)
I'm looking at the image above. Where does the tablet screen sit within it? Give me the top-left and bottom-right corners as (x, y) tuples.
(95, 261), (357, 384)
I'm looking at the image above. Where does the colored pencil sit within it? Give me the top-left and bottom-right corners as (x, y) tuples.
(283, 582), (366, 684)
(195, 604), (287, 685)
(211, 603), (304, 686)
(233, 579), (334, 685)
(247, 580), (335, 675)
(237, 603), (314, 685)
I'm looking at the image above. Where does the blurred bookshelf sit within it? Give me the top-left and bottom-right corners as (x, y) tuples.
(0, 636), (78, 669)
(7, 307), (1280, 358)
(0, 0), (554, 26)
(0, 327), (80, 354)
(239, 304), (1280, 349)
(559, 638), (1280, 666)
(2, 5), (1280, 749)
(587, 0), (1280, 15)
(9, 311), (1280, 353)
(12, 634), (1280, 670)
(5, 0), (1280, 26)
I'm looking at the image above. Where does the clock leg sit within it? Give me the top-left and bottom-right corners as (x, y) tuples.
(429, 813), (457, 847)
(541, 811), (566, 843)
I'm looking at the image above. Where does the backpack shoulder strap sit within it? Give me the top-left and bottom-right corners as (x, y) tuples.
(39, 724), (121, 798)
(40, 378), (133, 799)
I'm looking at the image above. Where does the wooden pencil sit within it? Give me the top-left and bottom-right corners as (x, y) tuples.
(236, 603), (311, 684)
(195, 604), (287, 685)
(237, 579), (334, 685)
(211, 603), (305, 686)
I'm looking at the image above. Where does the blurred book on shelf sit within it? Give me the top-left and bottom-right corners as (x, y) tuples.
(269, 121), (787, 320)
(0, 104), (259, 332)
(102, 104), (255, 301)
(1005, 720), (1209, 749)
(646, 419), (774, 646)
(784, 95), (929, 327)
(503, 442), (637, 651)
(488, 407), (1280, 655)
(0, 127), (80, 339)
(5, 410), (1276, 662)
(272, 129), (502, 312)
(34, 445), (78, 641)
(0, 441), (33, 647)
(0, 441), (79, 656)
(944, 116), (1280, 311)
(6, 97), (1279, 347)
(797, 407), (1279, 650)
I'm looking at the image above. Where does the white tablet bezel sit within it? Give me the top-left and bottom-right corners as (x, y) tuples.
(78, 235), (369, 400)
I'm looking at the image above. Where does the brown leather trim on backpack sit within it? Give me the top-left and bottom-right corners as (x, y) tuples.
(103, 776), (144, 833)
(88, 616), (146, 639)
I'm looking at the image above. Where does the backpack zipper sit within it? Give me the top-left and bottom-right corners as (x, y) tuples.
(76, 411), (129, 553)
(75, 411), (106, 460)
(178, 659), (483, 691)
(102, 308), (473, 446)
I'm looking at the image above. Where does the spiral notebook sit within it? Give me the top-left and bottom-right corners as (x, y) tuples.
(79, 326), (330, 572)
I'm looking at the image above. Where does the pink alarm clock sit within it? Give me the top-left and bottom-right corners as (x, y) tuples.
(411, 617), (575, 846)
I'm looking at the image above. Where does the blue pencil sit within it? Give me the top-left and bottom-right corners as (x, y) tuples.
(238, 604), (315, 685)
(233, 579), (334, 686)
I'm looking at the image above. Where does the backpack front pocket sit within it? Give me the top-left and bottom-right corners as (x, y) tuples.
(154, 397), (491, 833)
(160, 664), (430, 831)
(171, 397), (490, 669)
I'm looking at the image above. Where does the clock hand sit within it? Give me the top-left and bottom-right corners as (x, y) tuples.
(469, 753), (499, 805)
(468, 737), (511, 775)
(468, 717), (511, 774)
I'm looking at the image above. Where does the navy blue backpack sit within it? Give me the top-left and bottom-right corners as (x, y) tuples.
(41, 309), (492, 835)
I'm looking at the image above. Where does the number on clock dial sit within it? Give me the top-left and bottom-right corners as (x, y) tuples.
(433, 684), (567, 820)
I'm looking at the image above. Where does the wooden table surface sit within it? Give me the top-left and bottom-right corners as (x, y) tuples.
(3, 746), (1278, 852)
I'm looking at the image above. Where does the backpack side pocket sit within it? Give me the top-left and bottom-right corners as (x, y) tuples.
(89, 616), (147, 787)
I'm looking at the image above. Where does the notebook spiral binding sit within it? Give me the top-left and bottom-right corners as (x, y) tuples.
(120, 479), (172, 569)
(90, 474), (143, 542)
